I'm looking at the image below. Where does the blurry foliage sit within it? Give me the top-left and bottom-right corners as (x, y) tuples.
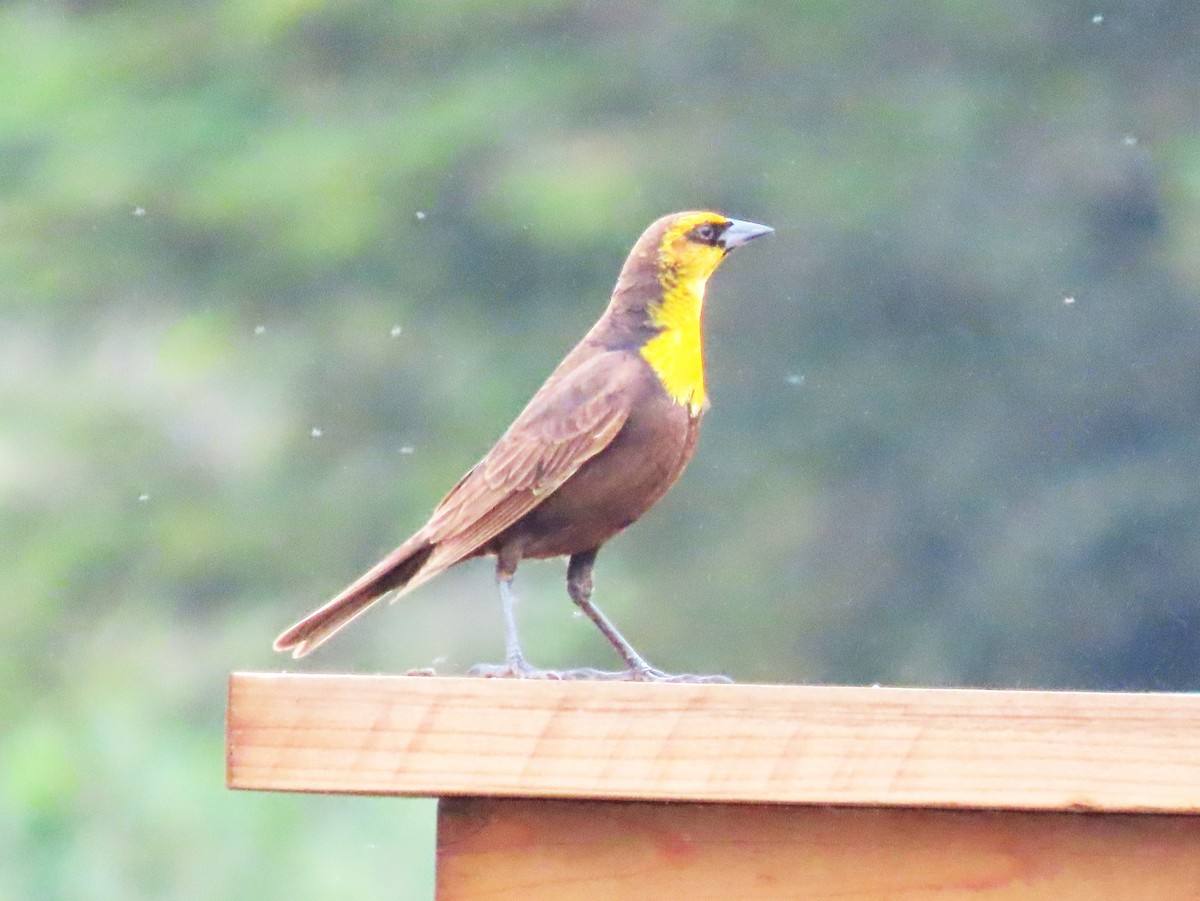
(4, 0), (1200, 898)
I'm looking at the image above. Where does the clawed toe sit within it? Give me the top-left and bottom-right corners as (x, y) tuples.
(465, 658), (732, 683)
(467, 660), (564, 680)
(627, 667), (733, 684)
(538, 665), (734, 683)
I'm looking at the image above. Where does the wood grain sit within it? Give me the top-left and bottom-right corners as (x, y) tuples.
(226, 673), (1200, 812)
(436, 798), (1200, 900)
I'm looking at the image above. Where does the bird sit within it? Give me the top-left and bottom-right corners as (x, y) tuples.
(274, 211), (773, 680)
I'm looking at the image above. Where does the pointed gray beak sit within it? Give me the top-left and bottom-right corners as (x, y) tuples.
(720, 218), (774, 250)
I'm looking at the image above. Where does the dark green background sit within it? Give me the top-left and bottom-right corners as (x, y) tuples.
(6, 1), (1200, 897)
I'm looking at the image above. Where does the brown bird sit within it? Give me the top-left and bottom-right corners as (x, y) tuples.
(274, 211), (773, 680)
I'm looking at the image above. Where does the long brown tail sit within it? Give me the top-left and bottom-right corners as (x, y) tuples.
(273, 540), (436, 658)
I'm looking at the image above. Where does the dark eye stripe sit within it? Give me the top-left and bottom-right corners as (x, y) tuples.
(691, 222), (727, 245)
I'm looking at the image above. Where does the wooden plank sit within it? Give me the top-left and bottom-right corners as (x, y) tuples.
(226, 673), (1200, 812)
(435, 798), (1200, 900)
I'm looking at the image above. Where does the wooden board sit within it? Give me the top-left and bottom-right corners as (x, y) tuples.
(436, 798), (1200, 900)
(226, 673), (1200, 812)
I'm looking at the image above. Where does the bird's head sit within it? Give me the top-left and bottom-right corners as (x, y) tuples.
(613, 210), (773, 304)
(600, 211), (772, 415)
(651, 211), (774, 293)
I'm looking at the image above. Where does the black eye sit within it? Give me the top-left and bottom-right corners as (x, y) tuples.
(694, 223), (719, 243)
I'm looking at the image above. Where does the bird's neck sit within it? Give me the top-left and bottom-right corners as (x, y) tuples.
(639, 272), (709, 416)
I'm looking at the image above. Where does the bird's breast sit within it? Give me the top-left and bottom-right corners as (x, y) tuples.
(637, 273), (709, 416)
(639, 325), (707, 415)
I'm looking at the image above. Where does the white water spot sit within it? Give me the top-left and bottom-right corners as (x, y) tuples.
(1063, 295), (1076, 306)
(398, 445), (415, 455)
(254, 324), (266, 335)
(390, 325), (403, 338)
(415, 211), (427, 221)
(137, 492), (150, 503)
(132, 206), (146, 217)
(786, 373), (805, 386)
(310, 427), (323, 438)
(1122, 134), (1138, 146)
(1091, 13), (1104, 23)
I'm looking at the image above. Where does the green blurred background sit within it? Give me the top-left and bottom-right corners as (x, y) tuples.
(5, 0), (1200, 897)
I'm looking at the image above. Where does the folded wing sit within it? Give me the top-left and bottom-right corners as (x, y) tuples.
(410, 349), (640, 582)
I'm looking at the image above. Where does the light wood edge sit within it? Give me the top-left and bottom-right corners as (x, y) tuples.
(227, 672), (1200, 813)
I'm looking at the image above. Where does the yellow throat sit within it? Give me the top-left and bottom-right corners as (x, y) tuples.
(639, 214), (729, 416)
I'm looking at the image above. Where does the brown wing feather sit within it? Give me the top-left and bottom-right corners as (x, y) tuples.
(274, 349), (641, 658)
(418, 350), (639, 568)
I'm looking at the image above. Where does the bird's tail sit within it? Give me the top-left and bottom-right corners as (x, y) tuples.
(273, 539), (436, 658)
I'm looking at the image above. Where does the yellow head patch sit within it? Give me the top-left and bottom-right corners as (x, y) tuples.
(639, 212), (734, 416)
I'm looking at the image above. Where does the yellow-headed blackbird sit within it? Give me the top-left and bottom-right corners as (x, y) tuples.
(275, 211), (773, 680)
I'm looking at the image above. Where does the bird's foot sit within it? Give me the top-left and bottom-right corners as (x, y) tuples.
(467, 657), (565, 680)
(543, 665), (734, 683)
(466, 659), (733, 683)
(617, 657), (734, 683)
(641, 670), (734, 684)
(625, 667), (733, 683)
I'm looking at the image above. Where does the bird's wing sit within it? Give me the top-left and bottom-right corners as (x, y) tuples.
(417, 349), (639, 569)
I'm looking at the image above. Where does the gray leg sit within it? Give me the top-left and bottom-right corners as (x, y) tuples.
(467, 548), (557, 678)
(498, 576), (528, 671)
(566, 550), (658, 678)
(565, 549), (733, 684)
